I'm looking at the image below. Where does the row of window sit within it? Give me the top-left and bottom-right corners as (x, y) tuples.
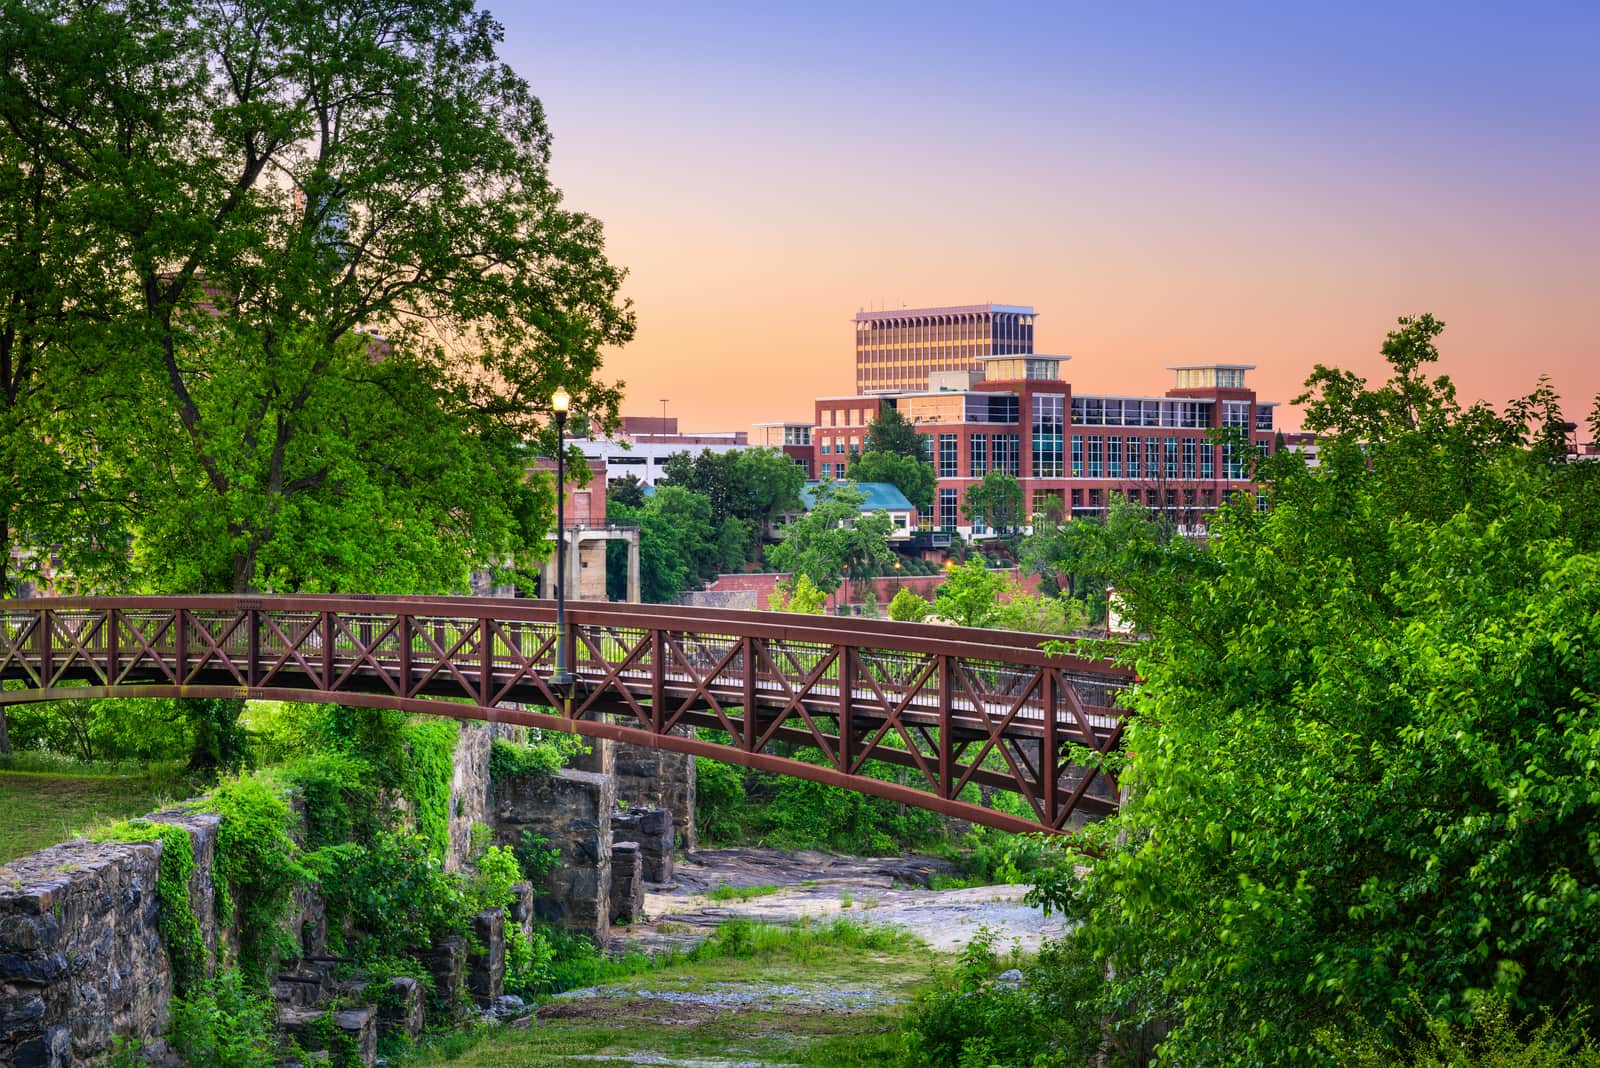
(818, 439), (861, 456)
(1070, 397), (1213, 429)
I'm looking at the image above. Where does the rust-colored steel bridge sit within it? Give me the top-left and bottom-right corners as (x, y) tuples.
(0, 596), (1135, 834)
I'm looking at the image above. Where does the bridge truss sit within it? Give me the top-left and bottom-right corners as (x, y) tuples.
(0, 596), (1135, 834)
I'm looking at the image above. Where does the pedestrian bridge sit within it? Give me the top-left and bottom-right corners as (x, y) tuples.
(0, 596), (1135, 834)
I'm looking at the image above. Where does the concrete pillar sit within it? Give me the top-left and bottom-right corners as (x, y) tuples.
(626, 531), (641, 603)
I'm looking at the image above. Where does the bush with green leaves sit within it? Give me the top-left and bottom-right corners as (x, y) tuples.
(164, 969), (278, 1068)
(1039, 316), (1600, 1062)
(900, 927), (1100, 1068)
(489, 730), (590, 781)
(203, 776), (306, 987)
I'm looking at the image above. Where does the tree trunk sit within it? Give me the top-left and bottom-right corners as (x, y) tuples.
(0, 706), (11, 756)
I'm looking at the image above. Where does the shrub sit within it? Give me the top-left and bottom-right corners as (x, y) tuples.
(165, 968), (277, 1068)
(204, 776), (305, 987)
(887, 587), (931, 622)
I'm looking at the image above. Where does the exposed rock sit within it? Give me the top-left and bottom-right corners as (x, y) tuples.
(612, 807), (674, 884)
(446, 723), (494, 873)
(377, 976), (425, 1039)
(491, 993), (526, 1019)
(420, 936), (468, 1016)
(995, 968), (1025, 988)
(492, 768), (613, 943)
(468, 908), (506, 1007)
(276, 1006), (376, 1068)
(610, 842), (644, 924)
(614, 726), (697, 850)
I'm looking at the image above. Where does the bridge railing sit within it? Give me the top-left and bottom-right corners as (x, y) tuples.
(0, 596), (1137, 834)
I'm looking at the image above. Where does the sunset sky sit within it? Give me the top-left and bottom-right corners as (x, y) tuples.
(497, 3), (1599, 436)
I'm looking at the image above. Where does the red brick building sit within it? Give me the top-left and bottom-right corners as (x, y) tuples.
(814, 357), (1279, 537)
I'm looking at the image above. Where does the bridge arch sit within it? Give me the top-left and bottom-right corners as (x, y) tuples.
(0, 596), (1134, 835)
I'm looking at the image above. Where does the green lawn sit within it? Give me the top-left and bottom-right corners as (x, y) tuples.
(0, 770), (178, 865)
(414, 921), (933, 1068)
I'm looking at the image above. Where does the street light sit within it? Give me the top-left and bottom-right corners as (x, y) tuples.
(550, 387), (574, 703)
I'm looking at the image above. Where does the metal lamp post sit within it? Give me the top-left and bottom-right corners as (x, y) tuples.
(550, 387), (574, 709)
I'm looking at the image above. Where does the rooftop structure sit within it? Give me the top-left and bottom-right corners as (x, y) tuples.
(854, 303), (1036, 395)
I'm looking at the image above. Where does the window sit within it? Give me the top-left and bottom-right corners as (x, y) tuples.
(1255, 406), (1274, 431)
(1088, 435), (1103, 478)
(939, 488), (958, 531)
(1182, 438), (1196, 480)
(820, 463), (832, 479)
(1223, 440), (1246, 480)
(820, 441), (831, 455)
(1107, 436), (1122, 478)
(939, 434), (959, 478)
(1199, 441), (1214, 479)
(1222, 401), (1250, 429)
(1034, 490), (1063, 518)
(994, 434), (1020, 476)
(1070, 435), (1084, 478)
(1164, 437), (1179, 479)
(1126, 437), (1142, 479)
(1031, 395), (1064, 477)
(970, 433), (989, 477)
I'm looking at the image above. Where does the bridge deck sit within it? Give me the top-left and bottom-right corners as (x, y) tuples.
(0, 596), (1136, 835)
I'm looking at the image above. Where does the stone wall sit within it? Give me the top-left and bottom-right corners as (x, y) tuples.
(615, 728), (697, 851)
(0, 718), (508, 1065)
(0, 812), (221, 1067)
(491, 768), (613, 944)
(446, 722), (495, 872)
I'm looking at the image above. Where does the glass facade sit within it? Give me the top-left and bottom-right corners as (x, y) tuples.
(1070, 435), (1083, 478)
(970, 433), (988, 477)
(1032, 395), (1064, 477)
(938, 434), (959, 478)
(939, 488), (958, 531)
(1182, 437), (1196, 480)
(1087, 435), (1103, 478)
(1126, 436), (1141, 479)
(1107, 436), (1122, 478)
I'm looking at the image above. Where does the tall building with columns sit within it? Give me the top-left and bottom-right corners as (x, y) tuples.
(854, 303), (1036, 395)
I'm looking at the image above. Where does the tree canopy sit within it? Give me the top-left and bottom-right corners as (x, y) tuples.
(845, 449), (936, 513)
(0, 0), (633, 594)
(961, 470), (1025, 534)
(863, 401), (929, 462)
(766, 482), (894, 595)
(1035, 315), (1600, 1062)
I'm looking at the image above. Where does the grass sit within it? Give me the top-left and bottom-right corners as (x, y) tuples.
(0, 765), (181, 865)
(705, 882), (782, 903)
(410, 918), (928, 1068)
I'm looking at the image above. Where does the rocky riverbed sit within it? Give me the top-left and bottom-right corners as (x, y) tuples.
(612, 847), (1069, 956)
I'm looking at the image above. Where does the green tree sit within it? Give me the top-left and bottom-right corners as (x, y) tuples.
(1038, 316), (1600, 1063)
(0, 0), (633, 595)
(766, 483), (894, 595)
(887, 587), (931, 623)
(606, 473), (647, 509)
(845, 449), (936, 514)
(931, 557), (1006, 627)
(734, 447), (807, 534)
(863, 401), (929, 461)
(962, 470), (1025, 534)
(769, 573), (827, 614)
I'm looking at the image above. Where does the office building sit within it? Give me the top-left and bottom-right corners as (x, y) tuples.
(854, 303), (1036, 394)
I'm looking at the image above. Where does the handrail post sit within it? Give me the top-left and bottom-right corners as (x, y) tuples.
(39, 608), (52, 686)
(1041, 669), (1058, 828)
(107, 608), (119, 686)
(651, 628), (664, 733)
(742, 636), (756, 753)
(247, 609), (259, 688)
(399, 613), (412, 699)
(938, 654), (952, 800)
(174, 609), (187, 686)
(837, 645), (854, 773)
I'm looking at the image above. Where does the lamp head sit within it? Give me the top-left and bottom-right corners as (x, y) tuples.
(552, 387), (572, 414)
